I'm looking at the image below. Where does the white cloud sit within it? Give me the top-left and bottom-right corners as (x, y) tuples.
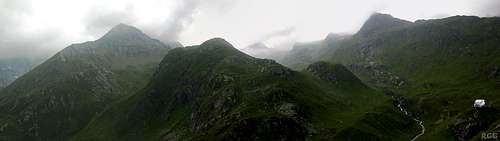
(0, 0), (499, 59)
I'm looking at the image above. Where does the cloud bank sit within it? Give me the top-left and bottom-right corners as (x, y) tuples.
(0, 0), (499, 59)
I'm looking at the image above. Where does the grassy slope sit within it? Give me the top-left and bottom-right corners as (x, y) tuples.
(71, 38), (417, 141)
(0, 25), (171, 141)
(320, 16), (500, 140)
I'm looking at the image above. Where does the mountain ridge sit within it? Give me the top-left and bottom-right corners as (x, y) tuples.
(71, 37), (418, 141)
(0, 24), (175, 141)
(282, 13), (500, 140)
(357, 13), (412, 37)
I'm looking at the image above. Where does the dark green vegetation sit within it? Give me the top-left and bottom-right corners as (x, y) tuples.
(282, 13), (500, 140)
(0, 24), (177, 141)
(71, 38), (417, 141)
(2, 12), (498, 141)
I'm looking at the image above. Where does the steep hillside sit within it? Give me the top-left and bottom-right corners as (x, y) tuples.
(0, 24), (175, 141)
(72, 38), (417, 141)
(318, 13), (500, 140)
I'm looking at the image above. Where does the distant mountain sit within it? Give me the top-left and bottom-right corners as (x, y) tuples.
(0, 58), (41, 89)
(280, 33), (350, 70)
(247, 42), (269, 50)
(0, 24), (175, 141)
(280, 40), (326, 69)
(357, 13), (411, 37)
(283, 13), (500, 140)
(71, 38), (417, 141)
(241, 42), (287, 61)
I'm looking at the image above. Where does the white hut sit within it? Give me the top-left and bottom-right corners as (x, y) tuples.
(473, 99), (486, 108)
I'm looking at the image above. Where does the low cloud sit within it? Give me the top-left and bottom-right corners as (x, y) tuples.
(250, 27), (297, 50)
(476, 0), (500, 17)
(83, 5), (138, 36)
(257, 27), (296, 43)
(1, 0), (500, 59)
(158, 0), (200, 42)
(0, 0), (61, 59)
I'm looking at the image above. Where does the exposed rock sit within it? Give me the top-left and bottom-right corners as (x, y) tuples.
(278, 102), (297, 117)
(449, 108), (500, 141)
(349, 63), (406, 89)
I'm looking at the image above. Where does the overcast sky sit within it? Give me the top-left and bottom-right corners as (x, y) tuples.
(0, 0), (499, 59)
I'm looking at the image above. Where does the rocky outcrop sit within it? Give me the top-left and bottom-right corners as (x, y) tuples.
(449, 107), (500, 141)
(349, 63), (406, 89)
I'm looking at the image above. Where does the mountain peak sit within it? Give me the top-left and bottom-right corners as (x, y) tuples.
(200, 38), (239, 52)
(112, 23), (139, 31)
(369, 12), (395, 19)
(358, 13), (411, 36)
(201, 38), (231, 46)
(97, 23), (152, 43)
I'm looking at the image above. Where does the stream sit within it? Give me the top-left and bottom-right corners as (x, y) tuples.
(393, 96), (425, 141)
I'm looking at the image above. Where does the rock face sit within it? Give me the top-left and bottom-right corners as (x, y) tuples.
(348, 63), (406, 89)
(0, 24), (174, 141)
(449, 108), (499, 141)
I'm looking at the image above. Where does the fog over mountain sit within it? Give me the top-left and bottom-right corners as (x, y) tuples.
(2, 1), (500, 140)
(1, 0), (499, 59)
